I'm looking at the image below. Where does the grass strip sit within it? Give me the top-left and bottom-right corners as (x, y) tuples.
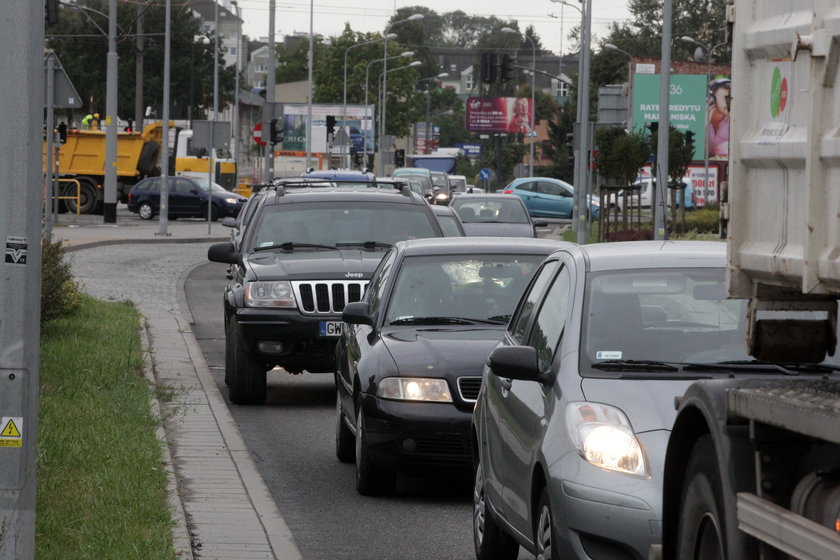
(36, 295), (177, 560)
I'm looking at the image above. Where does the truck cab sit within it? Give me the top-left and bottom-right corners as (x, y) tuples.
(173, 128), (237, 190)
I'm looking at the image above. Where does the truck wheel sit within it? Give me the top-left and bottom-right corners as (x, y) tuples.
(355, 404), (396, 496)
(64, 177), (99, 215)
(335, 390), (355, 463)
(473, 461), (519, 560)
(229, 331), (267, 404)
(677, 435), (725, 560)
(201, 204), (219, 222)
(138, 202), (155, 220)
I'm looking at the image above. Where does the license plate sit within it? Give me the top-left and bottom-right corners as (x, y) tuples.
(319, 321), (343, 337)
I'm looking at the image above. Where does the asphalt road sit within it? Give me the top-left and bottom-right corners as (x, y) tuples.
(185, 262), (537, 560)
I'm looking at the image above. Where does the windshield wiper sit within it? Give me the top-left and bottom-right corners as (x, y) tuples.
(487, 315), (512, 324)
(591, 360), (680, 372)
(253, 241), (337, 252)
(336, 241), (393, 250)
(390, 316), (490, 326)
(684, 360), (840, 376)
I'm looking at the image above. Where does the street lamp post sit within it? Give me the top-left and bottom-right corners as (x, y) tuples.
(419, 72), (449, 154)
(232, 1), (241, 169)
(364, 51), (414, 170)
(604, 43), (634, 123)
(378, 60), (422, 173)
(380, 13), (424, 175)
(501, 27), (536, 178)
(681, 36), (727, 206)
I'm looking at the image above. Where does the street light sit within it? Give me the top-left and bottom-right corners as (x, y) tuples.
(681, 36), (728, 206)
(380, 13), (424, 175)
(342, 33), (397, 163)
(378, 60), (422, 172)
(364, 51), (414, 168)
(604, 43), (633, 109)
(419, 72), (449, 154)
(231, 1), (241, 168)
(501, 27), (536, 177)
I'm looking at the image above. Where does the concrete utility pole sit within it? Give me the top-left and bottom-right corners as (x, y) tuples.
(263, 0), (276, 181)
(575, 0), (593, 244)
(0, 4), (43, 559)
(655, 0), (673, 240)
(103, 0), (119, 223)
(134, 3), (144, 132)
(305, 0), (314, 170)
(158, 0), (172, 237)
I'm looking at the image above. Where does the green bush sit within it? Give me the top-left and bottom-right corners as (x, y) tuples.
(41, 239), (83, 324)
(684, 205), (720, 234)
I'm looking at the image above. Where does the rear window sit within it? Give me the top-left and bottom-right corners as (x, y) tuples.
(248, 201), (440, 250)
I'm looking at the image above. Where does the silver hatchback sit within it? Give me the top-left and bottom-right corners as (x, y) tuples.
(471, 241), (749, 559)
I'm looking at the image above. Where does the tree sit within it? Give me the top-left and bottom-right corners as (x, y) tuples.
(595, 127), (649, 187)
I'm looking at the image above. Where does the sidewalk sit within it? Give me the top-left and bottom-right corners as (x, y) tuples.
(54, 213), (302, 560)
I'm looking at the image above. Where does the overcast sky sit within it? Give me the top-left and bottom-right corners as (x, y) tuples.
(231, 0), (633, 55)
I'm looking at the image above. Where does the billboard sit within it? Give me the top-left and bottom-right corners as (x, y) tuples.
(466, 97), (534, 134)
(281, 103), (374, 153)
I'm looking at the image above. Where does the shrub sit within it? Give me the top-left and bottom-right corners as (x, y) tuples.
(684, 205), (720, 234)
(41, 239), (83, 324)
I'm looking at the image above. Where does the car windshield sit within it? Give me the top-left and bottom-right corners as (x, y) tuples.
(431, 173), (448, 188)
(192, 177), (231, 193)
(248, 201), (439, 251)
(449, 177), (467, 191)
(385, 254), (544, 325)
(451, 199), (529, 224)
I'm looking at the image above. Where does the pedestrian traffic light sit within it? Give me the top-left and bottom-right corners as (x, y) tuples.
(685, 130), (695, 148)
(565, 132), (574, 150)
(394, 149), (405, 167)
(326, 115), (336, 135)
(481, 52), (497, 84)
(500, 54), (512, 82)
(57, 122), (67, 144)
(269, 118), (282, 144)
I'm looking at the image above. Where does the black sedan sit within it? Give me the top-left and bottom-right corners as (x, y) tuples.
(127, 175), (246, 221)
(335, 237), (566, 496)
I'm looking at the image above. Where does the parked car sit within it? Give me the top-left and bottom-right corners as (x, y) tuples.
(450, 194), (546, 238)
(611, 178), (695, 212)
(127, 176), (246, 221)
(207, 186), (445, 404)
(336, 237), (566, 495)
(471, 240), (767, 560)
(502, 176), (600, 220)
(430, 204), (466, 236)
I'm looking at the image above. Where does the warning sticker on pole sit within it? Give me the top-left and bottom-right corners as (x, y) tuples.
(5, 236), (28, 265)
(1, 417), (23, 447)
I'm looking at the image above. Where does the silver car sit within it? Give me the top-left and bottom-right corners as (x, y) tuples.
(472, 240), (748, 559)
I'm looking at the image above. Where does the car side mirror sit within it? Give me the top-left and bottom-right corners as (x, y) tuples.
(221, 217), (237, 229)
(488, 346), (545, 383)
(342, 301), (373, 326)
(207, 242), (239, 265)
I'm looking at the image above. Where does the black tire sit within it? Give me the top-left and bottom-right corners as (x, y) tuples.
(138, 201), (155, 220)
(229, 330), (267, 404)
(64, 177), (99, 214)
(534, 487), (559, 560)
(201, 203), (219, 222)
(335, 390), (355, 463)
(355, 404), (396, 496)
(473, 461), (519, 560)
(677, 435), (726, 560)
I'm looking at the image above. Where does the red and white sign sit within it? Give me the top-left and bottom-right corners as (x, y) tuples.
(252, 122), (266, 146)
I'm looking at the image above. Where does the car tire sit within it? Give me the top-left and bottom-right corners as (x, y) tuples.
(335, 391), (355, 463)
(473, 461), (519, 560)
(138, 201), (155, 220)
(229, 330), (267, 404)
(201, 203), (219, 222)
(676, 435), (726, 560)
(224, 317), (234, 387)
(355, 404), (395, 496)
(534, 487), (559, 560)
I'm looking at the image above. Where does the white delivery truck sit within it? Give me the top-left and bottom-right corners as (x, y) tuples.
(660, 1), (840, 559)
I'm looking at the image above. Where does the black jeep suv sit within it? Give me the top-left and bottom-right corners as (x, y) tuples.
(207, 186), (445, 404)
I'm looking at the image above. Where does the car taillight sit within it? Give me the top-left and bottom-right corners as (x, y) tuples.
(503, 190), (513, 194)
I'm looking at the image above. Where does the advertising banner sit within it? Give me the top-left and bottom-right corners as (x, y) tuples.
(466, 97), (534, 134)
(281, 103), (374, 153)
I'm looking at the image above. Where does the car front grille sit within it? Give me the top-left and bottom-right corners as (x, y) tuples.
(457, 376), (482, 402)
(292, 280), (367, 315)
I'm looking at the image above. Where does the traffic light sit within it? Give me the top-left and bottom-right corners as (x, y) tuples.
(394, 149), (405, 168)
(647, 121), (659, 134)
(500, 54), (512, 82)
(326, 115), (336, 135)
(57, 122), (67, 144)
(269, 118), (282, 144)
(685, 130), (695, 148)
(481, 52), (497, 84)
(45, 0), (59, 24)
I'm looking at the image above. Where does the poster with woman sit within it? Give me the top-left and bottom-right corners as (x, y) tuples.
(707, 77), (731, 160)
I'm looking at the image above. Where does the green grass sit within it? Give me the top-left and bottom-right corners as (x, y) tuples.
(36, 295), (177, 560)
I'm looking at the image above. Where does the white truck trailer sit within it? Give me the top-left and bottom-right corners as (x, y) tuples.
(661, 1), (840, 558)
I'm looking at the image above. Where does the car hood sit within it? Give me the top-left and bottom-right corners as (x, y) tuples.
(580, 378), (697, 433)
(382, 327), (505, 377)
(246, 249), (385, 281)
(461, 223), (534, 238)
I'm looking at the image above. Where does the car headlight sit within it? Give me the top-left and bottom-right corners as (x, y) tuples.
(244, 281), (297, 308)
(223, 197), (240, 204)
(565, 402), (648, 477)
(435, 192), (450, 201)
(377, 377), (452, 402)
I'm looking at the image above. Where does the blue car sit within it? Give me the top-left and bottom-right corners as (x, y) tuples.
(502, 177), (600, 220)
(127, 176), (246, 221)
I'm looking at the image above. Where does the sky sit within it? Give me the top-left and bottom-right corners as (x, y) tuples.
(230, 0), (634, 55)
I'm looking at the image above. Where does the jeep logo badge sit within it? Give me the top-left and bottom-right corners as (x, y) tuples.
(345, 272), (364, 278)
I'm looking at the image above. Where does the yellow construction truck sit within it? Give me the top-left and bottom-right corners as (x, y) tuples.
(43, 122), (236, 214)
